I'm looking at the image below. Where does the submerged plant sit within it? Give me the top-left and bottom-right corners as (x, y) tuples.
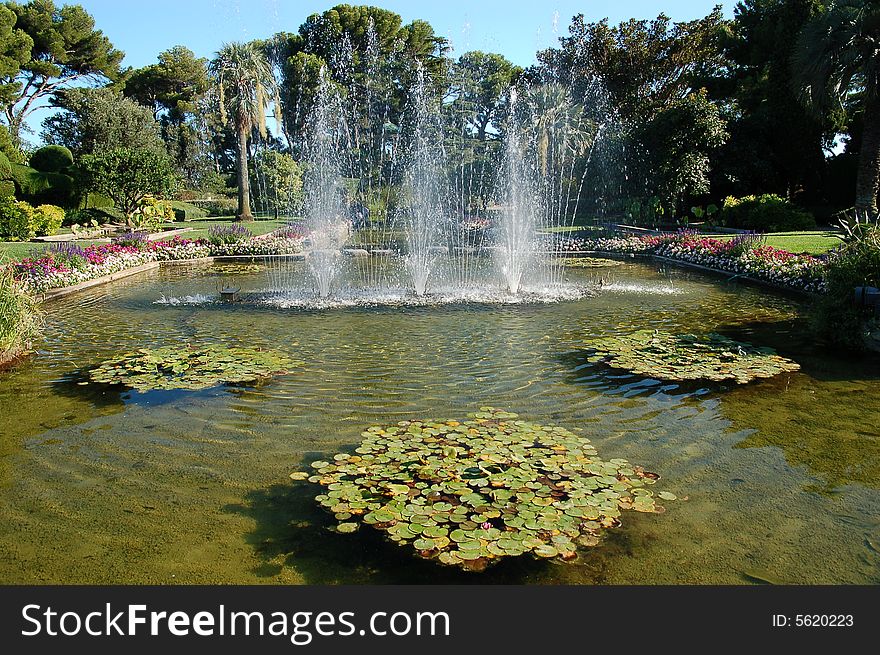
(87, 344), (298, 391)
(290, 408), (673, 571)
(563, 257), (624, 268)
(584, 329), (800, 384)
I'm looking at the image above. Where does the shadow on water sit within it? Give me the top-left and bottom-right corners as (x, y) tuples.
(222, 482), (632, 585)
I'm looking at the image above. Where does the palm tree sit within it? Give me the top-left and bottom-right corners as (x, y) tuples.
(209, 42), (279, 221)
(793, 0), (880, 213)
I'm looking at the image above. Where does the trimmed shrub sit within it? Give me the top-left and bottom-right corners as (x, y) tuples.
(9, 163), (75, 206)
(170, 200), (208, 221)
(80, 192), (115, 209)
(0, 152), (12, 180)
(0, 181), (14, 198)
(721, 195), (815, 232)
(32, 204), (65, 236)
(0, 197), (36, 241)
(188, 198), (237, 217)
(65, 206), (125, 226)
(30, 145), (74, 173)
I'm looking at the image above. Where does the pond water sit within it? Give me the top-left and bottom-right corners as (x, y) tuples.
(1, 258), (878, 584)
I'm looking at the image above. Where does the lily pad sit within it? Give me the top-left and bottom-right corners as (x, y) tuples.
(87, 344), (298, 392)
(290, 408), (673, 571)
(584, 330), (799, 385)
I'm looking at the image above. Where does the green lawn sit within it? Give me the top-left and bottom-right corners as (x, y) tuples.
(713, 230), (841, 254)
(180, 218), (291, 240)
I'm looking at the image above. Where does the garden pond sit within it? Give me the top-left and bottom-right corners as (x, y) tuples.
(0, 257), (878, 584)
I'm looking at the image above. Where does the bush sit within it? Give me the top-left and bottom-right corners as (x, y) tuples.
(65, 206), (126, 226)
(208, 224), (252, 245)
(0, 266), (42, 358)
(32, 204), (65, 236)
(813, 226), (880, 350)
(0, 197), (36, 241)
(29, 145), (74, 173)
(721, 195), (816, 232)
(80, 192), (115, 210)
(0, 180), (14, 198)
(9, 163), (75, 206)
(170, 200), (208, 221)
(188, 198), (237, 217)
(0, 152), (12, 180)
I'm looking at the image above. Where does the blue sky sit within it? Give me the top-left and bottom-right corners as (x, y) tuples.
(79, 1), (733, 68)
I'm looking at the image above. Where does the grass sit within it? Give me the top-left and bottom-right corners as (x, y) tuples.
(713, 230), (841, 254)
(181, 218), (291, 240)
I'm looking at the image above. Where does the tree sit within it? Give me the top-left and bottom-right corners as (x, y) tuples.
(251, 149), (302, 215)
(716, 0), (832, 203)
(450, 51), (521, 141)
(540, 9), (728, 123)
(0, 5), (31, 115)
(209, 41), (278, 221)
(274, 5), (449, 154)
(793, 0), (880, 212)
(1, 0), (123, 146)
(536, 9), (730, 218)
(124, 46), (208, 123)
(41, 87), (165, 156)
(639, 89), (728, 216)
(124, 46), (214, 189)
(79, 147), (176, 219)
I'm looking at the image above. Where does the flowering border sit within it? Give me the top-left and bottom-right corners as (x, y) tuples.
(7, 230), (829, 296)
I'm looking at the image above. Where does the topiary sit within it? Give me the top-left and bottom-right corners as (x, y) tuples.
(29, 145), (74, 173)
(0, 152), (12, 180)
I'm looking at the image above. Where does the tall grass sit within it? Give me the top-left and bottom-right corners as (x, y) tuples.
(0, 265), (42, 360)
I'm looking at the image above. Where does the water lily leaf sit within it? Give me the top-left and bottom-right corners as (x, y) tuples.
(296, 408), (673, 571)
(88, 344), (297, 392)
(583, 330), (799, 385)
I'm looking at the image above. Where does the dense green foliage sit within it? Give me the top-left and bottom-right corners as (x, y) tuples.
(0, 1), (874, 231)
(721, 194), (816, 231)
(29, 144), (72, 172)
(0, 0), (123, 147)
(42, 87), (166, 157)
(0, 195), (62, 238)
(78, 148), (177, 218)
(814, 224), (880, 349)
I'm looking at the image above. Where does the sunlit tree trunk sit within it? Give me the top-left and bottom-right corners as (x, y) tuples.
(236, 123), (253, 221)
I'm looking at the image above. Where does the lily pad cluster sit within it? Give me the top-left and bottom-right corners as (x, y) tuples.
(290, 408), (671, 571)
(584, 329), (800, 384)
(563, 257), (624, 269)
(87, 344), (297, 391)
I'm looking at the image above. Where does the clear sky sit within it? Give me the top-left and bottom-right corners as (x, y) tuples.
(77, 1), (734, 69)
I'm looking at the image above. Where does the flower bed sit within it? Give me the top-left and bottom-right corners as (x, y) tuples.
(558, 231), (828, 293)
(8, 235), (304, 293)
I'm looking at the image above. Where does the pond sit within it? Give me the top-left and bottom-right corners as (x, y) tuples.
(1, 258), (878, 584)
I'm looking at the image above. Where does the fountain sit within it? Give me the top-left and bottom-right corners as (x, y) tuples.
(400, 64), (447, 297)
(495, 88), (539, 295)
(300, 69), (351, 299)
(260, 58), (614, 308)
